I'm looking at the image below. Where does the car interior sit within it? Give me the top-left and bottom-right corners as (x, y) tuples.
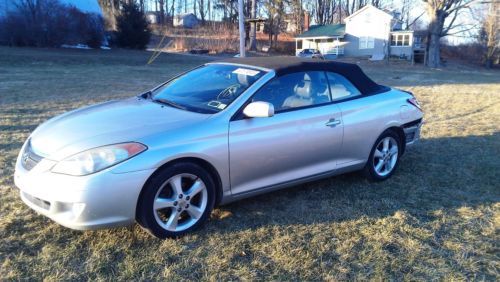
(253, 72), (331, 111)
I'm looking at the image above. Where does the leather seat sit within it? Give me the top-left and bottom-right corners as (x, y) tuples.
(330, 84), (351, 100)
(282, 73), (314, 109)
(237, 73), (250, 87)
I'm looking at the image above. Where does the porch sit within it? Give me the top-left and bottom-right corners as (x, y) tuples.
(295, 37), (346, 56)
(295, 24), (346, 57)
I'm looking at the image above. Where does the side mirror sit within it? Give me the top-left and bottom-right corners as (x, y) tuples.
(243, 101), (274, 118)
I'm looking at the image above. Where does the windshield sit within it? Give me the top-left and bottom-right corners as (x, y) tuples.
(152, 64), (266, 113)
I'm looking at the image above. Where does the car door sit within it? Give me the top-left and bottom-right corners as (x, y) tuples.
(228, 71), (343, 195)
(325, 71), (379, 166)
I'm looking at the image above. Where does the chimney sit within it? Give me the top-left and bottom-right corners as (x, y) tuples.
(303, 11), (310, 31)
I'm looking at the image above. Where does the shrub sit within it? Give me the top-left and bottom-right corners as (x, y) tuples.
(115, 3), (151, 49)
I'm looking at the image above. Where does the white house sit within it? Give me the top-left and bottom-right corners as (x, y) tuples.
(295, 5), (419, 60)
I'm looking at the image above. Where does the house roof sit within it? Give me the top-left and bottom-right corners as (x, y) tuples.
(344, 4), (394, 21)
(295, 24), (346, 38)
(175, 13), (197, 19)
(216, 57), (387, 95)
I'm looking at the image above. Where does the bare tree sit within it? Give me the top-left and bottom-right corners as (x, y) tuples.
(480, 0), (499, 68)
(290, 0), (304, 32)
(198, 0), (206, 24)
(249, 0), (258, 50)
(159, 0), (165, 24)
(422, 0), (482, 67)
(263, 0), (285, 47)
(399, 0), (425, 29)
(97, 0), (119, 30)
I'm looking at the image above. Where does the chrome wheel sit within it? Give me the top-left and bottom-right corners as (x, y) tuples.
(373, 136), (399, 177)
(153, 173), (208, 232)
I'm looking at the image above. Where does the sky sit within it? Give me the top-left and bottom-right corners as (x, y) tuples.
(60, 0), (103, 14)
(0, 0), (103, 15)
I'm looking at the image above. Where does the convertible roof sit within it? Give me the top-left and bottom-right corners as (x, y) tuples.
(217, 56), (387, 95)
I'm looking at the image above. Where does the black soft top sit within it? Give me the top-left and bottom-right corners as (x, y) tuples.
(218, 56), (388, 95)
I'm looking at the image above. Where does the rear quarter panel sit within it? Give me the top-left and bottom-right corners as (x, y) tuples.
(336, 89), (419, 166)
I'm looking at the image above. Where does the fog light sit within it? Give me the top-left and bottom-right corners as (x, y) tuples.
(72, 203), (86, 218)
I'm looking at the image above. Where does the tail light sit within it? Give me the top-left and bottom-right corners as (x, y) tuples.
(407, 97), (422, 110)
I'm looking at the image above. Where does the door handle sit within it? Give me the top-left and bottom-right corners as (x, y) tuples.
(325, 118), (341, 127)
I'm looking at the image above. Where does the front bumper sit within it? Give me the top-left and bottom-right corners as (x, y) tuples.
(14, 155), (155, 230)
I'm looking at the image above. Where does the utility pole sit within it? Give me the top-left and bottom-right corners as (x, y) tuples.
(238, 0), (246, 57)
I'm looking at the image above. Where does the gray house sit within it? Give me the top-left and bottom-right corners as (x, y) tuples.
(295, 5), (418, 60)
(173, 13), (199, 28)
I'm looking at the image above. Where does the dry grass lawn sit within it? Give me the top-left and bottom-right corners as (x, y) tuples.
(0, 47), (499, 280)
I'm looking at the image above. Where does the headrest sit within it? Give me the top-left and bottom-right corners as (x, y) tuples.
(237, 74), (249, 86)
(294, 73), (312, 99)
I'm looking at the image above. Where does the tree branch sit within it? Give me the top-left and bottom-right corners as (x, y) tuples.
(442, 7), (460, 35)
(407, 11), (425, 28)
(447, 0), (482, 13)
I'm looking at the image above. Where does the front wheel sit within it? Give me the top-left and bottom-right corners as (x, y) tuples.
(137, 162), (215, 238)
(364, 130), (401, 181)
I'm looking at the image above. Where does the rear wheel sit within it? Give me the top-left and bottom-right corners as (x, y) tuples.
(137, 162), (215, 238)
(364, 130), (401, 181)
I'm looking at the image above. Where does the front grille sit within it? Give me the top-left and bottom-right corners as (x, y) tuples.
(21, 141), (43, 171)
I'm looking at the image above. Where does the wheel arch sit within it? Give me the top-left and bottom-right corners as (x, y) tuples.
(135, 157), (224, 219)
(384, 126), (406, 155)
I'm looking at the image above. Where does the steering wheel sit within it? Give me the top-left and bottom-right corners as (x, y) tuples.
(217, 84), (241, 100)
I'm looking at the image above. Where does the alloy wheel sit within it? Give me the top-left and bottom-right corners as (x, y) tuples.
(153, 173), (208, 232)
(372, 136), (399, 177)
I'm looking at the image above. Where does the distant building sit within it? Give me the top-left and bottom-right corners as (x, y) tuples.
(145, 11), (160, 24)
(295, 5), (420, 60)
(173, 13), (199, 28)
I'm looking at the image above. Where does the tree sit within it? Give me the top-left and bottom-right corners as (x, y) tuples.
(2, 0), (104, 47)
(480, 0), (499, 68)
(198, 0), (206, 24)
(422, 0), (481, 67)
(263, 0), (285, 47)
(314, 0), (338, 25)
(115, 2), (151, 49)
(249, 0), (258, 51)
(97, 0), (119, 30)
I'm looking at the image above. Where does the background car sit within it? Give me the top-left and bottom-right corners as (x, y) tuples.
(297, 49), (325, 59)
(14, 57), (423, 238)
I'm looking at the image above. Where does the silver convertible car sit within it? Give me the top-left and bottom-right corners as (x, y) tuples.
(14, 57), (423, 238)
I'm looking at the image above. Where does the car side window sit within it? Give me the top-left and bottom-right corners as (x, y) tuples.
(326, 72), (361, 101)
(252, 71), (331, 113)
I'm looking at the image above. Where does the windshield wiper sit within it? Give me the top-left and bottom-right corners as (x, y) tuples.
(153, 97), (187, 110)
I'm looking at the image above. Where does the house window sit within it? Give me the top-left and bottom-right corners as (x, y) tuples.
(359, 36), (374, 49)
(403, 34), (410, 46)
(391, 34), (411, 46)
(297, 40), (302, 49)
(414, 36), (422, 48)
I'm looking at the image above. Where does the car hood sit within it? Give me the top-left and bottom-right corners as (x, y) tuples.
(29, 97), (209, 159)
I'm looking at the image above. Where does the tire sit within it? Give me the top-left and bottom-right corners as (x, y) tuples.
(363, 130), (402, 181)
(137, 162), (216, 238)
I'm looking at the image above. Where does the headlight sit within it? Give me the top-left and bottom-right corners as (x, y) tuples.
(51, 142), (147, 176)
